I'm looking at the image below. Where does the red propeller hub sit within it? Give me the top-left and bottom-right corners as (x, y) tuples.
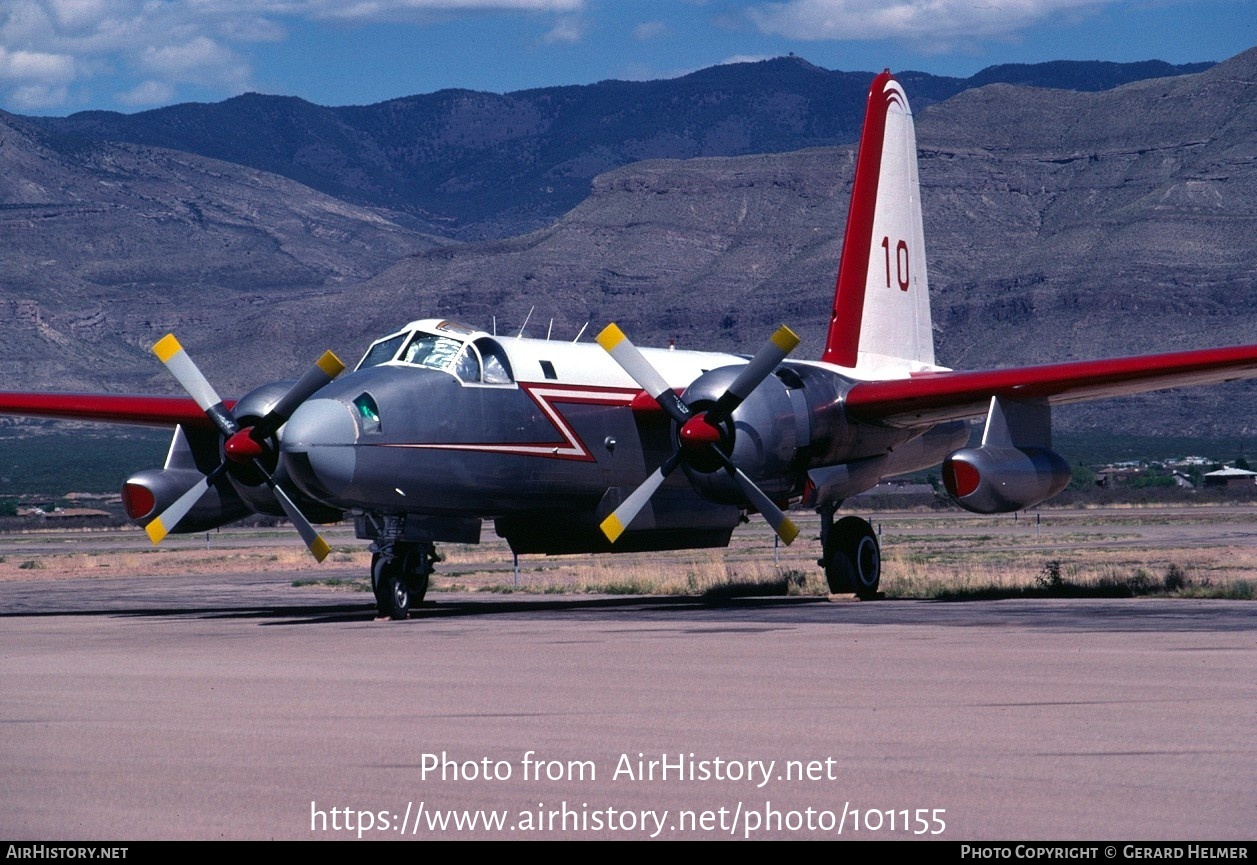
(224, 429), (266, 464)
(679, 414), (722, 452)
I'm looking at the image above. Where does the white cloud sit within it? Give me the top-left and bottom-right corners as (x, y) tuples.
(747, 0), (1113, 43)
(10, 82), (69, 107)
(116, 78), (175, 106)
(0, 0), (584, 110)
(632, 20), (666, 40)
(140, 36), (249, 88)
(0, 47), (76, 82)
(290, 0), (583, 23)
(542, 14), (583, 43)
(217, 16), (288, 42)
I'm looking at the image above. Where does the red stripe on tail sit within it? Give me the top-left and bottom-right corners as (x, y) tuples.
(822, 70), (898, 367)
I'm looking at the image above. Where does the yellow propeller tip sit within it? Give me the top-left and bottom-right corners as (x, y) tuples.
(144, 518), (168, 545)
(600, 513), (625, 544)
(316, 351), (346, 378)
(310, 537), (331, 563)
(595, 323), (626, 352)
(152, 334), (182, 363)
(779, 519), (800, 546)
(771, 325), (801, 353)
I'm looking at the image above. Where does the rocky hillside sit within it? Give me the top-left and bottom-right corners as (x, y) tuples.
(36, 57), (1209, 241)
(0, 111), (436, 392)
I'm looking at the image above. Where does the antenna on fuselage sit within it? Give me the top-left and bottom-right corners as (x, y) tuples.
(573, 322), (589, 343)
(516, 306), (534, 340)
(492, 316), (497, 336)
(546, 318), (554, 341)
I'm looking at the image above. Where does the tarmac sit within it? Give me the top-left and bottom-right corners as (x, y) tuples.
(2, 572), (1254, 840)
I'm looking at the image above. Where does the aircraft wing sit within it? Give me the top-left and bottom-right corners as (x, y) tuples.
(843, 344), (1257, 428)
(0, 392), (222, 428)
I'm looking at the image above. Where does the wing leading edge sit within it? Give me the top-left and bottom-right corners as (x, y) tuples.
(843, 343), (1257, 428)
(0, 393), (222, 428)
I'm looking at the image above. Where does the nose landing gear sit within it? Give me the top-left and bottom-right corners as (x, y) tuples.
(371, 541), (435, 620)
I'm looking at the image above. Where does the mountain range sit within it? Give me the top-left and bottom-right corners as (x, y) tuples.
(36, 56), (1209, 242)
(1, 51), (1253, 437)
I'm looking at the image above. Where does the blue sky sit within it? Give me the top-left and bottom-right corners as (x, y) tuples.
(1, 0), (1253, 116)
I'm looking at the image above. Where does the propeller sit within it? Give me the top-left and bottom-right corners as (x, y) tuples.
(144, 333), (345, 561)
(595, 323), (801, 546)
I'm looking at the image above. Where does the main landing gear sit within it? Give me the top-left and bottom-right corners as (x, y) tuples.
(371, 541), (436, 620)
(818, 503), (881, 598)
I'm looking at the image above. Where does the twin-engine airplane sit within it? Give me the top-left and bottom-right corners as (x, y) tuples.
(5, 71), (1257, 619)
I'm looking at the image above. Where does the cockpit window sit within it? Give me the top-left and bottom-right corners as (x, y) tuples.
(401, 334), (464, 370)
(475, 338), (513, 384)
(356, 329), (515, 385)
(453, 345), (480, 382)
(357, 333), (407, 369)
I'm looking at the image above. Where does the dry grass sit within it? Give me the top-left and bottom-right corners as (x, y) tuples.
(882, 545), (1257, 599)
(436, 549), (825, 596)
(0, 537), (372, 582)
(0, 509), (1253, 599)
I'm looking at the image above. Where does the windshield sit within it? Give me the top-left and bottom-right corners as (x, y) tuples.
(355, 329), (512, 384)
(401, 334), (464, 370)
(356, 333), (407, 369)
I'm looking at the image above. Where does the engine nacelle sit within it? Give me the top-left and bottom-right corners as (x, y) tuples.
(677, 364), (803, 505)
(671, 360), (922, 509)
(122, 468), (252, 533)
(942, 445), (1071, 514)
(222, 381), (346, 523)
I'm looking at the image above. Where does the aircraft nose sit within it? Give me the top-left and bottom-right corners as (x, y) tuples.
(281, 398), (358, 501)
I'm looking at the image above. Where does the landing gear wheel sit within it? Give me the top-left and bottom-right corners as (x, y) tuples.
(824, 516), (880, 598)
(404, 568), (430, 607)
(372, 552), (409, 620)
(371, 542), (435, 620)
(370, 552), (388, 608)
(398, 543), (431, 606)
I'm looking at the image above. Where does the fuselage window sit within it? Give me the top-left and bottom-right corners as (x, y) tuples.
(475, 338), (514, 384)
(354, 393), (382, 433)
(539, 360), (557, 380)
(453, 344), (482, 383)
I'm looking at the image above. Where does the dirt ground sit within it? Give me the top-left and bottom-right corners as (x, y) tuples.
(2, 503), (1255, 598)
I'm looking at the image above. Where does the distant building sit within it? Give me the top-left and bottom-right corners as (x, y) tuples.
(1202, 467), (1257, 489)
(15, 506), (111, 521)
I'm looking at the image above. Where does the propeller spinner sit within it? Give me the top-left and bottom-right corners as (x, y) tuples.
(145, 334), (345, 561)
(595, 323), (802, 546)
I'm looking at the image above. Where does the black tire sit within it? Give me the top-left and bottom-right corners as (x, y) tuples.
(372, 553), (409, 620)
(397, 543), (431, 606)
(824, 547), (857, 595)
(370, 552), (388, 608)
(824, 516), (880, 598)
(404, 569), (430, 606)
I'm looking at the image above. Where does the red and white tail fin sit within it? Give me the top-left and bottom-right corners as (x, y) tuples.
(821, 71), (937, 377)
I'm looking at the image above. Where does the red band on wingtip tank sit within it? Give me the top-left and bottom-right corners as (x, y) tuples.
(822, 70), (898, 367)
(942, 458), (980, 498)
